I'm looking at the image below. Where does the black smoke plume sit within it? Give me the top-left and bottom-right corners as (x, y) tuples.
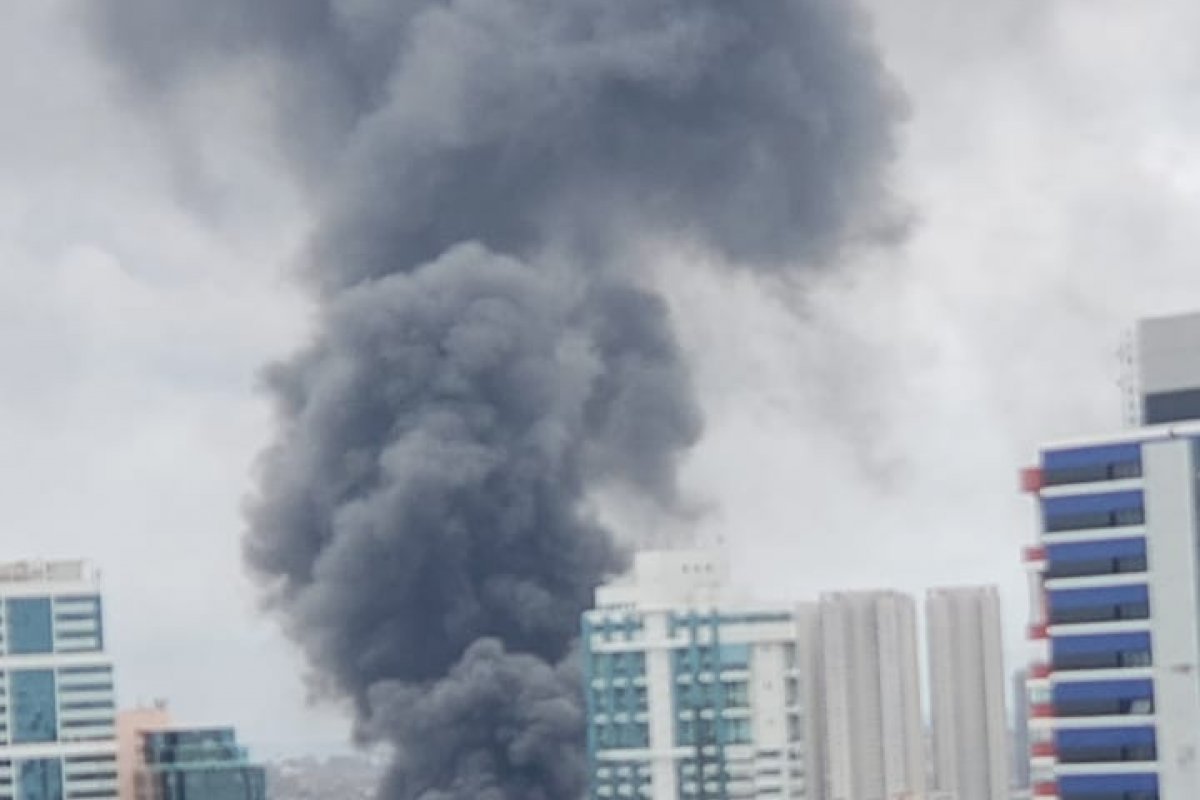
(87, 2), (903, 797)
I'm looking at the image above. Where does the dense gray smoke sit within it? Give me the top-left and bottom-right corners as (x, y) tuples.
(87, 2), (902, 797)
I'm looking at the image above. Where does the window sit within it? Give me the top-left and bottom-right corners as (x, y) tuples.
(17, 758), (62, 800)
(721, 718), (752, 745)
(6, 599), (53, 655)
(1042, 443), (1143, 487)
(1042, 491), (1145, 533)
(718, 644), (751, 670)
(11, 670), (57, 744)
(723, 681), (750, 708)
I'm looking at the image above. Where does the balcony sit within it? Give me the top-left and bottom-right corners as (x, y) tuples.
(1022, 467), (1045, 493)
(1032, 741), (1057, 758)
(1031, 703), (1055, 719)
(1033, 780), (1058, 798)
(1029, 623), (1049, 640)
(1030, 662), (1052, 679)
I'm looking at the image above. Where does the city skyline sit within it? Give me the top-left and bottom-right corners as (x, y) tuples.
(4, 0), (1200, 768)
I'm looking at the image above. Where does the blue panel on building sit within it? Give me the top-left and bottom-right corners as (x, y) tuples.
(1046, 538), (1145, 563)
(11, 669), (58, 744)
(1053, 631), (1151, 654)
(1054, 679), (1153, 702)
(1057, 726), (1156, 749)
(1058, 772), (1157, 796)
(1049, 584), (1149, 609)
(6, 598), (54, 655)
(1043, 491), (1144, 516)
(1043, 443), (1142, 469)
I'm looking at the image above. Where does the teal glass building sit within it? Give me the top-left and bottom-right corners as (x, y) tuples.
(135, 728), (266, 800)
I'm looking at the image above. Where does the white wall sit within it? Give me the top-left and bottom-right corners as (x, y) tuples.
(1144, 438), (1200, 798)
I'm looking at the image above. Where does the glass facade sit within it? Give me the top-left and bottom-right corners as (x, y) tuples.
(6, 600), (53, 656)
(17, 759), (62, 800)
(140, 729), (267, 800)
(11, 670), (57, 744)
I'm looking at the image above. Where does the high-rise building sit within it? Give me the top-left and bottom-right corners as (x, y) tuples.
(133, 727), (267, 800)
(0, 560), (119, 800)
(1020, 311), (1200, 800)
(582, 550), (822, 800)
(816, 590), (924, 800)
(116, 704), (171, 800)
(1012, 669), (1031, 792)
(926, 586), (1010, 800)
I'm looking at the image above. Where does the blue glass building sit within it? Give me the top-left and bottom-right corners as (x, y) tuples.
(135, 728), (266, 800)
(0, 560), (118, 800)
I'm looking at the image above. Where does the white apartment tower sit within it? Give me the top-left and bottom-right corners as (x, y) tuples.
(582, 550), (823, 800)
(817, 591), (924, 800)
(927, 586), (1010, 800)
(0, 560), (118, 800)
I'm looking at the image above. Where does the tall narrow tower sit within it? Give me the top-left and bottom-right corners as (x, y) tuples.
(927, 586), (1010, 800)
(818, 591), (924, 800)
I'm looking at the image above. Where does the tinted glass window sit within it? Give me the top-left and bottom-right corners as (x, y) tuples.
(6, 599), (53, 655)
(17, 758), (62, 800)
(12, 670), (57, 744)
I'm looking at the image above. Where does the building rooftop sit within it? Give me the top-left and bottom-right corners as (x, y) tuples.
(0, 559), (98, 585)
(593, 548), (735, 612)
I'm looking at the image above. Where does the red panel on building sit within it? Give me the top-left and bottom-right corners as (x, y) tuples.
(1021, 466), (1045, 493)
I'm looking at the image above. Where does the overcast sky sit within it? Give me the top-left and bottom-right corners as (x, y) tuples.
(4, 0), (1200, 756)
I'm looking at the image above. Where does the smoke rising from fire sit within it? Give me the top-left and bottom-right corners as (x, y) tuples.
(87, 1), (902, 796)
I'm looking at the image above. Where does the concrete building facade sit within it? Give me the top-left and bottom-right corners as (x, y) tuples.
(817, 591), (924, 800)
(926, 586), (1010, 800)
(583, 550), (822, 800)
(1021, 312), (1200, 800)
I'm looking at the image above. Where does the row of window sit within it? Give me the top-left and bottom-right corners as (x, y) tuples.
(1054, 649), (1152, 671)
(0, 666), (115, 745)
(676, 718), (752, 746)
(2, 596), (103, 657)
(590, 653), (647, 680)
(588, 616), (645, 644)
(1041, 443), (1142, 488)
(674, 680), (751, 711)
(1059, 744), (1156, 764)
(593, 721), (649, 750)
(591, 685), (648, 715)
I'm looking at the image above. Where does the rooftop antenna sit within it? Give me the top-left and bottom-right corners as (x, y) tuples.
(1117, 325), (1140, 428)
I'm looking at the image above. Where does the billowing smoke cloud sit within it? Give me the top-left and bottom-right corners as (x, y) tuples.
(87, 1), (903, 797)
